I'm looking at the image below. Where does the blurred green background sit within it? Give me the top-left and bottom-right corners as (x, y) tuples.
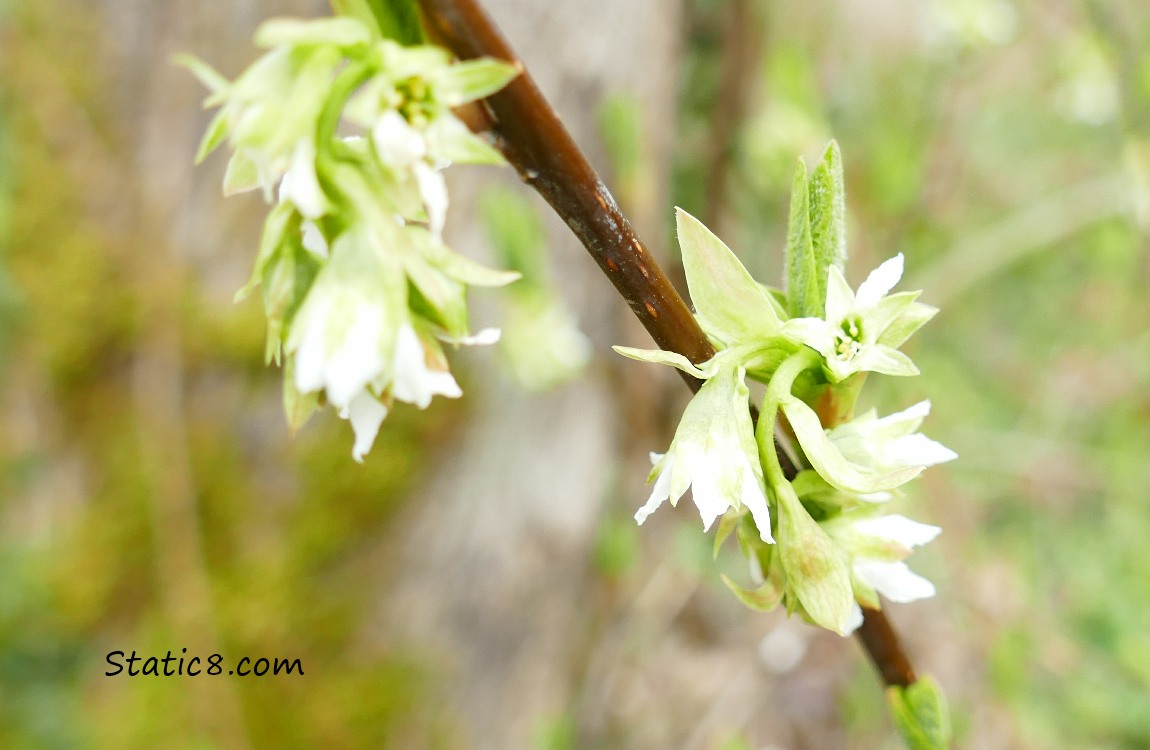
(2, 0), (1149, 748)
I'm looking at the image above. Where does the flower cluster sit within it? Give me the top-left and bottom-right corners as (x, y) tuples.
(615, 143), (954, 635)
(184, 17), (520, 460)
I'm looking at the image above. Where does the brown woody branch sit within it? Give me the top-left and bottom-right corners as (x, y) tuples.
(417, 0), (915, 688)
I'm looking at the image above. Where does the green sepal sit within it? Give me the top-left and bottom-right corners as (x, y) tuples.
(611, 346), (717, 379)
(262, 232), (322, 365)
(175, 54), (231, 99)
(195, 110), (230, 164)
(774, 478), (854, 634)
(721, 573), (784, 612)
(236, 201), (301, 302)
(713, 510), (741, 559)
(403, 256), (468, 339)
(879, 301), (939, 349)
(887, 676), (952, 750)
(255, 17), (373, 49)
(784, 158), (819, 317)
(807, 141), (847, 307)
(410, 228), (521, 288)
(426, 117), (507, 166)
(222, 150), (262, 196)
(430, 58), (521, 106)
(781, 395), (922, 494)
(282, 357), (320, 432)
(676, 208), (780, 346)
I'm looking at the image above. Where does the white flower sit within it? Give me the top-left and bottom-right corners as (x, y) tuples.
(389, 323), (461, 409)
(372, 110), (427, 165)
(634, 366), (773, 542)
(782, 253), (921, 382)
(372, 110), (449, 236)
(853, 560), (936, 603)
(825, 512), (941, 606)
(828, 400), (958, 474)
(278, 139), (327, 219)
(293, 296), (388, 410)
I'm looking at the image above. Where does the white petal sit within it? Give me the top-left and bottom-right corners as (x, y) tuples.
(635, 455), (674, 525)
(686, 450), (732, 532)
(280, 140), (326, 219)
(842, 602), (865, 635)
(292, 294), (333, 395)
(855, 253), (904, 308)
(372, 110), (425, 167)
(823, 266), (856, 321)
(414, 163), (448, 236)
(324, 302), (387, 409)
(781, 317), (836, 357)
(341, 390), (389, 463)
(740, 464), (774, 543)
(852, 515), (941, 548)
(300, 221), (329, 258)
(884, 433), (958, 468)
(874, 399), (931, 430)
(390, 324), (461, 408)
(854, 560), (935, 603)
(453, 327), (501, 346)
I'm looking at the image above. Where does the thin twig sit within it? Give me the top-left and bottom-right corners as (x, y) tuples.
(417, 0), (915, 688)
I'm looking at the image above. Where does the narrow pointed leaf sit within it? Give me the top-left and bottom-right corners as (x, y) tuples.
(808, 141), (847, 308)
(784, 158), (819, 317)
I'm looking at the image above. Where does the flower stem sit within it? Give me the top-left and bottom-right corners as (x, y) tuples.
(414, 0), (917, 689)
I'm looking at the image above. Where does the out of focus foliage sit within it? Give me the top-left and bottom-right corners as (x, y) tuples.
(1, 0), (1150, 748)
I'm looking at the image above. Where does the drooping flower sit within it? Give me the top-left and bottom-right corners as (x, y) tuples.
(828, 400), (958, 474)
(781, 396), (956, 495)
(634, 364), (774, 543)
(823, 512), (942, 608)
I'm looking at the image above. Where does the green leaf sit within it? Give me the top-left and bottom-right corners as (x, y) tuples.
(328, 0), (383, 35)
(808, 141), (847, 309)
(721, 573), (784, 612)
(781, 395), (922, 494)
(432, 58), (521, 106)
(676, 208), (780, 346)
(784, 158), (819, 317)
(282, 357), (320, 432)
(427, 119), (506, 166)
(361, 0), (425, 44)
(887, 676), (953, 750)
(255, 17), (372, 49)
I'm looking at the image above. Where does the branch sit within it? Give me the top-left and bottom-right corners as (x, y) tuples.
(417, 0), (915, 689)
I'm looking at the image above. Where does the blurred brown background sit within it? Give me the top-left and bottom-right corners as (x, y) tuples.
(2, 1), (1149, 748)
